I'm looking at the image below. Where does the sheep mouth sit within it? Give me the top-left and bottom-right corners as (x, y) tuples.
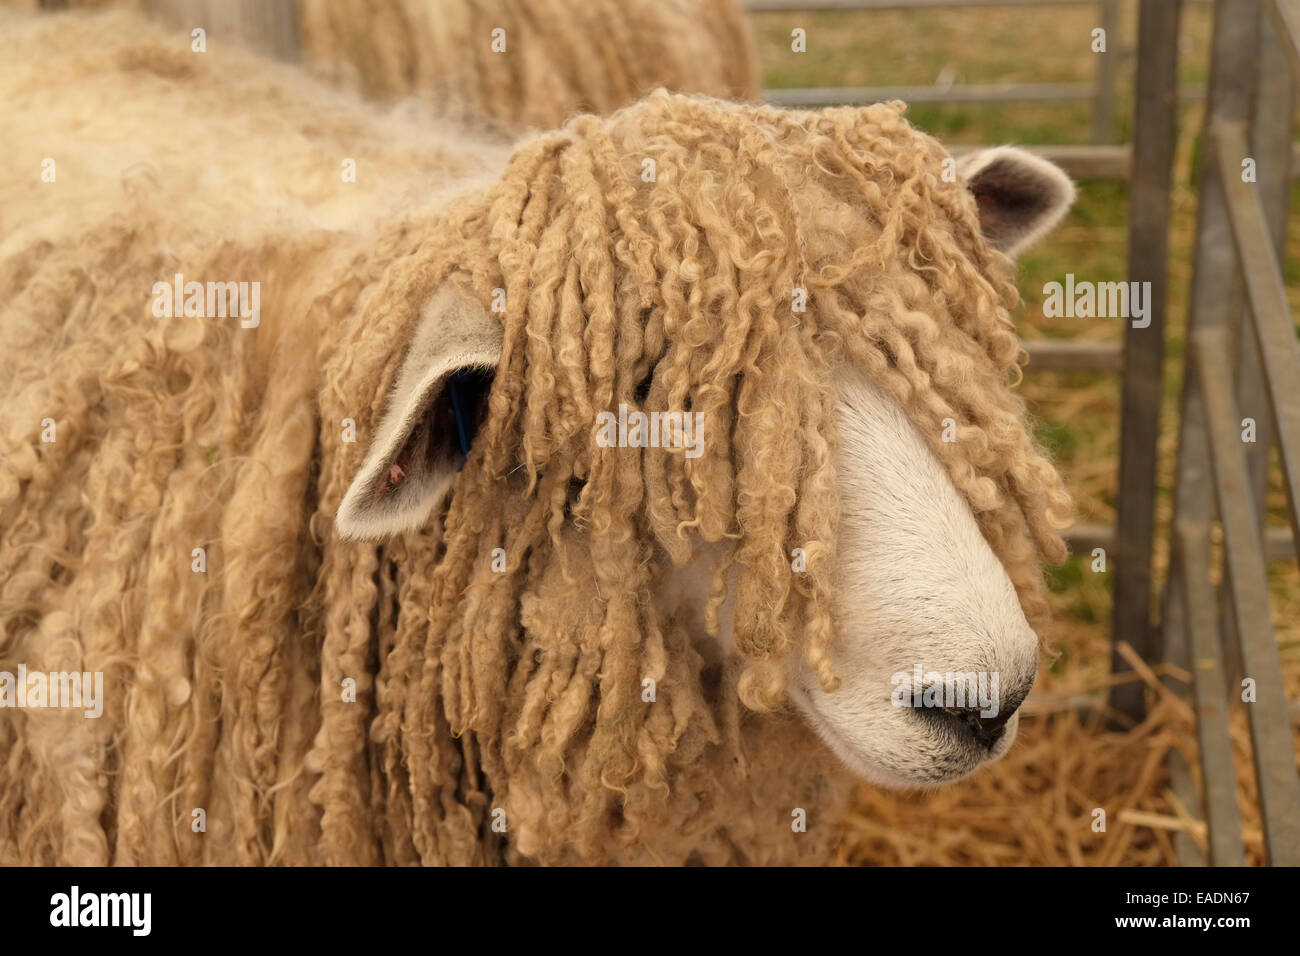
(787, 679), (1015, 789)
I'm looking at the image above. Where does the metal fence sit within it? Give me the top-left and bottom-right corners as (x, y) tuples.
(1161, 0), (1300, 867)
(750, 0), (1300, 866)
(748, 0), (1126, 146)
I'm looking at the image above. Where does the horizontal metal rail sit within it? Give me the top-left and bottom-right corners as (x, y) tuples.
(747, 0), (1096, 9)
(1061, 522), (1113, 554)
(764, 82), (1208, 107)
(764, 82), (1097, 106)
(1023, 339), (1123, 372)
(952, 144), (1131, 180)
(1264, 526), (1300, 559)
(1062, 523), (1297, 559)
(747, 0), (1212, 10)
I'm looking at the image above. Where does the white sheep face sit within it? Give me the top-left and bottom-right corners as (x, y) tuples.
(789, 147), (1074, 786)
(659, 362), (1041, 788)
(791, 365), (1040, 786)
(337, 145), (1075, 789)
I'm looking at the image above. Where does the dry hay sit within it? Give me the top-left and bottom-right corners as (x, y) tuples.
(835, 614), (1300, 866)
(848, 97), (1300, 867)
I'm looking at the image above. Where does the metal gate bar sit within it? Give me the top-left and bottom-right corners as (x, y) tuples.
(1107, 0), (1182, 723)
(1164, 0), (1300, 867)
(748, 0), (1125, 146)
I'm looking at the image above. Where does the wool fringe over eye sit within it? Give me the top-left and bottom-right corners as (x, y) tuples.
(0, 12), (1071, 866)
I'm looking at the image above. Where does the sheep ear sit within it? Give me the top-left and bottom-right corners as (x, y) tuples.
(957, 147), (1075, 257)
(336, 284), (501, 540)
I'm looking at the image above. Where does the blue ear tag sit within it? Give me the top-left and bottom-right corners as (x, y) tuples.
(447, 371), (475, 472)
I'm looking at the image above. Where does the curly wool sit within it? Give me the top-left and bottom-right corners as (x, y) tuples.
(0, 10), (1069, 865)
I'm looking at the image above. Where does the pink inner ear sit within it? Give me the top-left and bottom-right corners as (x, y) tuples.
(970, 185), (1001, 233)
(373, 458), (408, 504)
(373, 397), (434, 504)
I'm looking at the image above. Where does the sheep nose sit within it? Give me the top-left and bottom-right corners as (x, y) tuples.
(934, 701), (1021, 749)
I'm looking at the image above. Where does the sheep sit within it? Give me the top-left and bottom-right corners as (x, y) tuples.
(0, 7), (1075, 865)
(13, 0), (759, 131)
(297, 0), (759, 130)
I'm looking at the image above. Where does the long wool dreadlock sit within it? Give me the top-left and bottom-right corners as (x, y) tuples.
(314, 93), (1073, 864)
(0, 8), (1069, 865)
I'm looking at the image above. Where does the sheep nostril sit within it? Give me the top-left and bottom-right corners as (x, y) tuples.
(923, 697), (1023, 750)
(951, 707), (1010, 748)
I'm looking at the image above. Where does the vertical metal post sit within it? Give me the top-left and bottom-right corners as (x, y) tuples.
(1093, 0), (1121, 143)
(1107, 0), (1181, 723)
(1161, 0), (1262, 864)
(1240, 0), (1297, 505)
